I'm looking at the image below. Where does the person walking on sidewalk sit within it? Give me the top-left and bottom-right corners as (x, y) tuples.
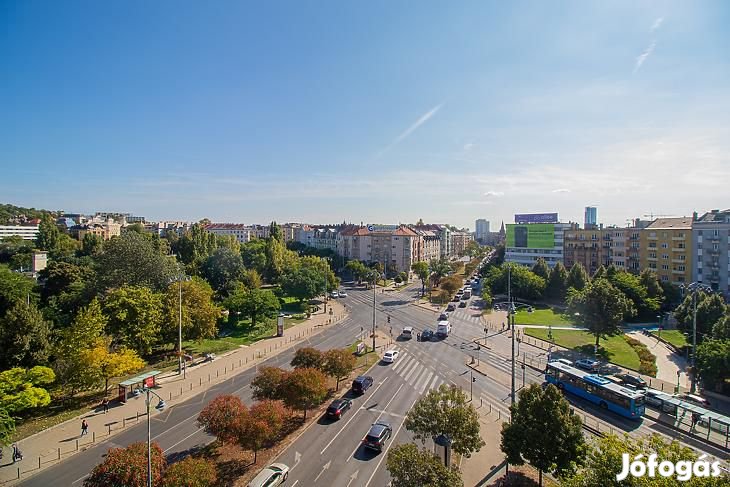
(102, 398), (109, 413)
(81, 419), (89, 436)
(12, 443), (23, 463)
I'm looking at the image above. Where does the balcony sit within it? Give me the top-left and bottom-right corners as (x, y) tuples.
(671, 236), (686, 241)
(647, 256), (657, 261)
(672, 259), (685, 264)
(672, 269), (685, 275)
(672, 248), (686, 253)
(647, 235), (658, 240)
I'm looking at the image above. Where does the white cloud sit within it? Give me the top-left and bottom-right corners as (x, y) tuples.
(634, 40), (656, 73)
(552, 188), (571, 193)
(651, 17), (664, 32)
(463, 143), (475, 151)
(484, 191), (505, 197)
(376, 103), (444, 157)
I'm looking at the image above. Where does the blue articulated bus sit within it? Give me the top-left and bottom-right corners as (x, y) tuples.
(545, 361), (645, 420)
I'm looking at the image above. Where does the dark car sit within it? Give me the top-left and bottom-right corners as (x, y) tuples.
(446, 303), (456, 312)
(615, 373), (647, 389)
(458, 300), (467, 308)
(326, 398), (352, 419)
(438, 312), (449, 321)
(352, 375), (374, 394)
(362, 422), (392, 451)
(421, 330), (434, 341)
(451, 295), (460, 302)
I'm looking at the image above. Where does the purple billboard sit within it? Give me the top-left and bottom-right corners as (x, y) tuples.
(514, 213), (558, 224)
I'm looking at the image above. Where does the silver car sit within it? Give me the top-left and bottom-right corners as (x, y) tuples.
(247, 463), (289, 487)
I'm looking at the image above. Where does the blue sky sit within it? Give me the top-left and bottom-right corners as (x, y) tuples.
(2, 1), (729, 230)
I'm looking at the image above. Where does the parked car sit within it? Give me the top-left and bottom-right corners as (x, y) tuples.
(382, 350), (399, 363)
(446, 303), (456, 312)
(278, 312), (292, 318)
(352, 375), (373, 394)
(326, 398), (352, 419)
(678, 393), (710, 408)
(615, 373), (648, 389)
(421, 330), (434, 341)
(458, 300), (467, 308)
(338, 291), (348, 297)
(362, 422), (392, 451)
(329, 291), (339, 298)
(575, 358), (600, 371)
(555, 358), (573, 366)
(438, 312), (449, 320)
(247, 463), (289, 487)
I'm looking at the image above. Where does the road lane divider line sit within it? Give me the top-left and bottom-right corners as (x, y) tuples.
(364, 398), (417, 487)
(346, 383), (404, 463)
(163, 427), (205, 453)
(320, 377), (390, 455)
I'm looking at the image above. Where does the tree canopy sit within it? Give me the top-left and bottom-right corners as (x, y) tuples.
(387, 443), (463, 487)
(103, 285), (165, 355)
(85, 441), (165, 487)
(0, 301), (53, 369)
(567, 278), (635, 348)
(566, 263), (589, 291)
(224, 286), (280, 327)
(404, 384), (484, 457)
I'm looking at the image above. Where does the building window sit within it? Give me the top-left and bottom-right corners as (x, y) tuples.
(661, 275), (668, 282)
(678, 265), (685, 271)
(661, 243), (668, 249)
(662, 254), (669, 260)
(662, 264), (669, 270)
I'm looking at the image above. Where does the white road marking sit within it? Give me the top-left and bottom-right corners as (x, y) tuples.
(346, 383), (404, 463)
(364, 398), (417, 487)
(163, 427), (204, 453)
(320, 377), (390, 455)
(417, 370), (434, 394)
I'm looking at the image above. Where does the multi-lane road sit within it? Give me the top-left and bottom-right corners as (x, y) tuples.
(19, 279), (726, 486)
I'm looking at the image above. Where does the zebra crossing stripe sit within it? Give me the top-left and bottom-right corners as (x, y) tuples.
(402, 359), (421, 383)
(396, 357), (417, 378)
(391, 352), (408, 372)
(429, 375), (443, 391)
(417, 370), (434, 394)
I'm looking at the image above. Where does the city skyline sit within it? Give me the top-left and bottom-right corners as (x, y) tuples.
(2, 1), (729, 230)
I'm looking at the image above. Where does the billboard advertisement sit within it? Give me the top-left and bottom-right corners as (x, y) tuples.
(506, 224), (555, 249)
(514, 213), (558, 224)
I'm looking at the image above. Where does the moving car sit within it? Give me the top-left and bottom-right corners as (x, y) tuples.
(326, 398), (352, 419)
(362, 422), (392, 451)
(678, 393), (710, 408)
(614, 373), (647, 389)
(420, 329), (434, 341)
(458, 300), (467, 308)
(438, 312), (449, 320)
(352, 375), (374, 394)
(400, 327), (413, 340)
(338, 290), (348, 297)
(555, 358), (573, 366)
(247, 463), (289, 487)
(575, 358), (600, 371)
(329, 291), (339, 298)
(446, 303), (456, 312)
(436, 320), (451, 338)
(451, 295), (460, 302)
(382, 350), (399, 363)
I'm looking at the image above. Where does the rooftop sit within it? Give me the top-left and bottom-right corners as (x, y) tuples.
(646, 217), (693, 230)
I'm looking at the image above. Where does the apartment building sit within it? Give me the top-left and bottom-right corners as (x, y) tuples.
(0, 224), (40, 241)
(71, 219), (121, 241)
(692, 209), (730, 298)
(203, 223), (252, 243)
(340, 225), (420, 276)
(640, 217), (693, 286)
(450, 231), (473, 257)
(414, 229), (441, 263)
(563, 226), (629, 275)
(475, 219), (490, 244)
(297, 226), (341, 254)
(413, 224), (452, 259)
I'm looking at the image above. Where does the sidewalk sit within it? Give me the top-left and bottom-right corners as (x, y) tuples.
(0, 302), (348, 485)
(460, 397), (508, 486)
(625, 330), (689, 389)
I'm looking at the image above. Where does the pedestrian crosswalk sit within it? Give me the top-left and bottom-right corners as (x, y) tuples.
(389, 351), (445, 394)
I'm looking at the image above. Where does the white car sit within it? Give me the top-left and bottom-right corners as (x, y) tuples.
(247, 463), (289, 487)
(329, 291), (339, 298)
(382, 350), (399, 363)
(338, 290), (348, 297)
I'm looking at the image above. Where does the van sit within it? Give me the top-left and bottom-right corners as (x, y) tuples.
(401, 327), (413, 340)
(436, 320), (451, 338)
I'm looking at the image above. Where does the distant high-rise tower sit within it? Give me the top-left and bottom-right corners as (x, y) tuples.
(584, 206), (597, 229)
(475, 219), (490, 243)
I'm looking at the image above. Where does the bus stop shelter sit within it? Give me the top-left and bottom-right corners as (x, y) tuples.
(117, 371), (161, 403)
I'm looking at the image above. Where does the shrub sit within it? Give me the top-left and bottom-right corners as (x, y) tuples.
(624, 336), (657, 377)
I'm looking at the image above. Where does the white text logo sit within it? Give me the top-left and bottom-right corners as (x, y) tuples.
(616, 453), (722, 482)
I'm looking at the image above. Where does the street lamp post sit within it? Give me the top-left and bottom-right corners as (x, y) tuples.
(508, 265), (516, 405)
(136, 387), (166, 487)
(680, 282), (712, 393)
(372, 273), (377, 354)
(170, 270), (190, 378)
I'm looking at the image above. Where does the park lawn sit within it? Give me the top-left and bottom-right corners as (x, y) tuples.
(524, 328), (641, 371)
(650, 329), (688, 349)
(514, 307), (575, 326)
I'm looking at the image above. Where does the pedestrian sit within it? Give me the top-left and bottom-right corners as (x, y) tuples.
(102, 398), (109, 414)
(12, 443), (22, 463)
(417, 332), (421, 341)
(81, 419), (89, 436)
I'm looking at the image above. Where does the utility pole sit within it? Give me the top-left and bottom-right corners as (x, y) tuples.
(178, 279), (184, 378)
(691, 291), (698, 393)
(509, 265), (515, 405)
(372, 274), (377, 353)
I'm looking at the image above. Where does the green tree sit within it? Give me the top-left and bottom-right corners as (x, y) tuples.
(241, 239), (267, 276)
(0, 366), (55, 414)
(345, 260), (368, 283)
(241, 269), (262, 289)
(281, 267), (326, 305)
(712, 314), (730, 340)
(0, 409), (15, 447)
(567, 278), (635, 350)
(695, 339), (730, 392)
(429, 258), (452, 286)
(224, 286), (280, 328)
(484, 264), (546, 300)
(639, 269), (664, 302)
(563, 433), (726, 487)
(440, 275), (462, 295)
(609, 269), (660, 320)
(0, 236), (34, 271)
(201, 247), (245, 296)
(35, 213), (60, 252)
(103, 285), (165, 355)
(405, 384), (484, 457)
(94, 232), (179, 292)
(0, 301), (53, 369)
(269, 221), (283, 242)
(386, 443), (463, 487)
(323, 348), (356, 391)
(162, 457), (217, 487)
(501, 384), (586, 485)
(251, 367), (287, 401)
(85, 441), (165, 487)
(163, 277), (220, 344)
(0, 264), (36, 316)
(546, 261), (568, 300)
(481, 288), (493, 308)
(80, 233), (104, 256)
(566, 263), (589, 291)
(674, 291), (727, 340)
(282, 367), (328, 420)
(411, 262), (430, 297)
(531, 257), (550, 281)
(264, 234), (288, 283)
(291, 347), (325, 370)
(82, 337), (145, 394)
(592, 264), (607, 280)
